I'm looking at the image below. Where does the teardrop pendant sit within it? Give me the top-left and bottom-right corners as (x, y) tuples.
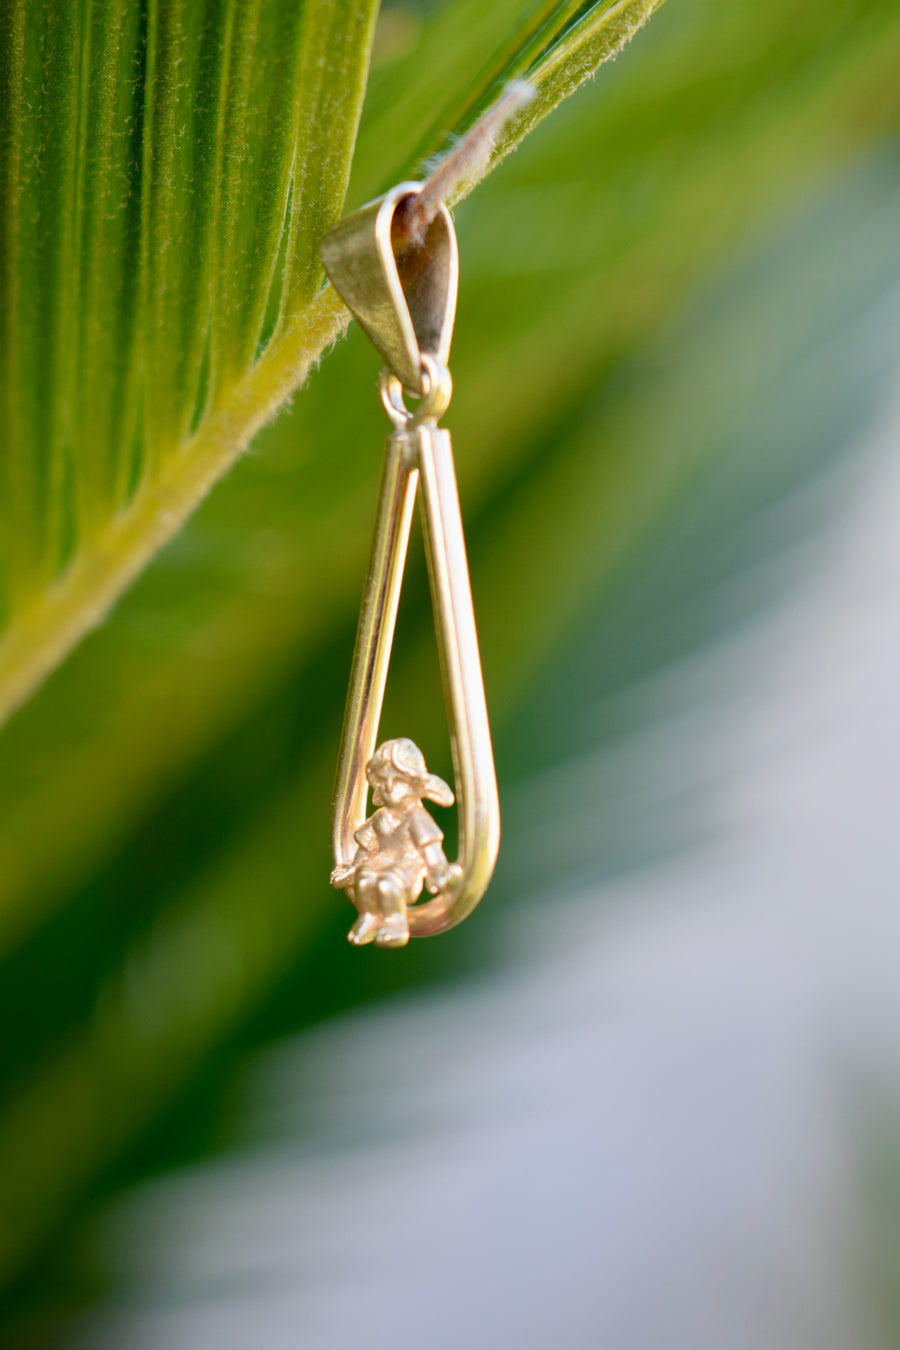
(321, 185), (500, 947)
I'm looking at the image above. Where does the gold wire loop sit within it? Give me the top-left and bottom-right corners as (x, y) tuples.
(379, 353), (453, 430)
(330, 419), (500, 941)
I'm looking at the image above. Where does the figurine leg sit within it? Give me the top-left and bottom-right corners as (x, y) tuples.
(374, 872), (409, 948)
(347, 875), (381, 946)
(348, 911), (380, 945)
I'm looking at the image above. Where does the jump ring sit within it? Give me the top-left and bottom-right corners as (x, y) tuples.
(379, 353), (452, 430)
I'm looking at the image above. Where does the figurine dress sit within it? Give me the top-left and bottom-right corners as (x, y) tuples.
(353, 798), (445, 904)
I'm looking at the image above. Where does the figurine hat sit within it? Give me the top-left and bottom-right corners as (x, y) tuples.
(371, 737), (454, 807)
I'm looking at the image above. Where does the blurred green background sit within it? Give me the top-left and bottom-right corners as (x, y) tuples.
(2, 0), (900, 1341)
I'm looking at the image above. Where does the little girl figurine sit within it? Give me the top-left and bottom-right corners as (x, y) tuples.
(331, 737), (462, 948)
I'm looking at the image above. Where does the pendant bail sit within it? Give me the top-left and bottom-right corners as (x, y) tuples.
(320, 181), (458, 394)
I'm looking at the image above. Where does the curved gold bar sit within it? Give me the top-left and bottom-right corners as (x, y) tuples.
(409, 425), (499, 934)
(330, 423), (500, 938)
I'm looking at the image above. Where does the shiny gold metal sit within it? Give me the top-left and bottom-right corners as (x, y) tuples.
(319, 182), (457, 394)
(329, 407), (500, 943)
(321, 186), (499, 946)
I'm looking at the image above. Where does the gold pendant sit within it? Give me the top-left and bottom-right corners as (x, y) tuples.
(320, 182), (500, 948)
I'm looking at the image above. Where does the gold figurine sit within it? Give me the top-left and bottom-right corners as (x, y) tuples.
(330, 738), (463, 948)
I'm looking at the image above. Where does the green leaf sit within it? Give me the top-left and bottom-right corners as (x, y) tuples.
(0, 0), (664, 728)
